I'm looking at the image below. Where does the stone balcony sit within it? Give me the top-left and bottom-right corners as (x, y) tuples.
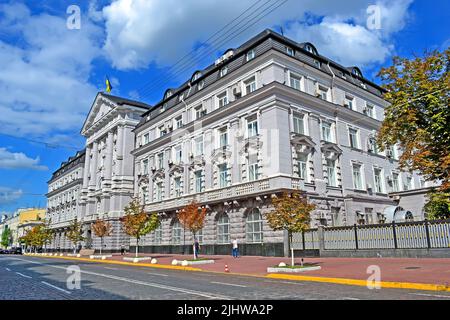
(144, 175), (305, 213)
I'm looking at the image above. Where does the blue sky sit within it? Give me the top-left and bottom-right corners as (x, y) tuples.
(0, 0), (448, 215)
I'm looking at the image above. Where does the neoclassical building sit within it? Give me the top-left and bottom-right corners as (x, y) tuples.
(47, 30), (429, 255)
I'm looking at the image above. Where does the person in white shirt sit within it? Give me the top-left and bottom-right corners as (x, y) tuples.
(232, 239), (239, 258)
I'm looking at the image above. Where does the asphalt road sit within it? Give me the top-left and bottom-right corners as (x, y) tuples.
(1, 255), (449, 300)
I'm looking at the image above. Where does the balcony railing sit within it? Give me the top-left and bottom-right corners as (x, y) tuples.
(144, 175), (305, 212)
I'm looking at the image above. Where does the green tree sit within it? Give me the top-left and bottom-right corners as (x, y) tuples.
(265, 192), (315, 267)
(66, 219), (85, 254)
(1, 227), (11, 248)
(121, 198), (160, 258)
(377, 48), (450, 191)
(424, 191), (450, 220)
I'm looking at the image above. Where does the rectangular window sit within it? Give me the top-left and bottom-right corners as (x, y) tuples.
(248, 154), (258, 181)
(174, 145), (182, 164)
(321, 121), (333, 142)
(142, 159), (148, 175)
(159, 125), (166, 137)
(155, 182), (163, 201)
(392, 173), (400, 192)
(217, 92), (229, 108)
(298, 154), (308, 181)
(349, 128), (359, 149)
(405, 176), (413, 191)
(352, 164), (363, 190)
(293, 114), (305, 135)
(194, 136), (204, 156)
(219, 164), (228, 188)
(247, 118), (258, 137)
(219, 128), (228, 148)
(174, 177), (182, 197)
(195, 170), (203, 192)
(157, 152), (164, 169)
(317, 85), (329, 101)
(326, 159), (337, 187)
(142, 186), (148, 204)
(244, 76), (256, 95)
(365, 104), (375, 118)
(143, 133), (150, 145)
(194, 105), (206, 119)
(286, 47), (294, 56)
(290, 74), (301, 91)
(374, 168), (383, 193)
(175, 116), (183, 129)
(345, 95), (355, 110)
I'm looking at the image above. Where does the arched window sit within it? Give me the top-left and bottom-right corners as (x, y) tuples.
(217, 213), (230, 244)
(304, 44), (317, 55)
(192, 71), (202, 82)
(246, 208), (263, 243)
(172, 220), (182, 244)
(164, 90), (173, 99)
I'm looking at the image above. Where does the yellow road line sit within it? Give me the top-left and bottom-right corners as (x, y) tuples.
(27, 254), (201, 272)
(266, 274), (450, 292)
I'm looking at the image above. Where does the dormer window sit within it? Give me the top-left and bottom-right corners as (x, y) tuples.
(304, 44), (317, 55)
(164, 90), (173, 99)
(352, 67), (362, 78)
(178, 93), (184, 102)
(161, 103), (167, 112)
(286, 47), (294, 56)
(314, 60), (321, 68)
(220, 66), (228, 77)
(246, 49), (255, 61)
(198, 80), (205, 90)
(192, 71), (202, 82)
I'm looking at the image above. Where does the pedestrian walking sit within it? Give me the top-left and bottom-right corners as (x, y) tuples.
(193, 239), (200, 259)
(120, 245), (125, 256)
(232, 238), (239, 258)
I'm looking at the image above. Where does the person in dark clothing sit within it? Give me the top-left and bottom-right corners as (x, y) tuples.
(193, 239), (200, 259)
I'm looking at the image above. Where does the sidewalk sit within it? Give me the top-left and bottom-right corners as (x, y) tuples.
(102, 253), (450, 286)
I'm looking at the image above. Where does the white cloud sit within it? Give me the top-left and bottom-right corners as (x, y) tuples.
(101, 0), (413, 71)
(0, 147), (48, 170)
(0, 186), (23, 205)
(0, 3), (103, 139)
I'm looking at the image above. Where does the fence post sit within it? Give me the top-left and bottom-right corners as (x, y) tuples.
(354, 224), (358, 250)
(392, 221), (398, 249)
(302, 231), (306, 251)
(424, 219), (431, 249)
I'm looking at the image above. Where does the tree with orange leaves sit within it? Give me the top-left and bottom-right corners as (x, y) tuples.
(177, 201), (207, 259)
(92, 218), (112, 255)
(121, 198), (159, 258)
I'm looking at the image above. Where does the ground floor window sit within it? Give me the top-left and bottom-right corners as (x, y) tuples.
(217, 213), (230, 244)
(246, 208), (263, 243)
(172, 220), (182, 244)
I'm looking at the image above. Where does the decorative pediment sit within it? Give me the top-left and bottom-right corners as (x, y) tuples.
(137, 174), (149, 185)
(240, 136), (262, 155)
(321, 142), (342, 160)
(168, 163), (184, 176)
(151, 169), (165, 180)
(81, 93), (118, 135)
(291, 133), (316, 154)
(211, 147), (232, 164)
(189, 155), (205, 168)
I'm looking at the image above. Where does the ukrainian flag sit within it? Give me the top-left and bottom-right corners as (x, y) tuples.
(105, 77), (112, 93)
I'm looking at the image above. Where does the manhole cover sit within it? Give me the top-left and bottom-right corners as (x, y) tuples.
(404, 266), (421, 270)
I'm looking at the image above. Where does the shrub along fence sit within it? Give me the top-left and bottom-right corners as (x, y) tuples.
(291, 219), (450, 257)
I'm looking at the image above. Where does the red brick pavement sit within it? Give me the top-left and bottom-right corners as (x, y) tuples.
(103, 253), (450, 285)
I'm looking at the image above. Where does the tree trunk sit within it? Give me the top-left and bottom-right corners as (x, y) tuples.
(193, 232), (196, 260)
(100, 237), (103, 255)
(135, 237), (139, 258)
(289, 232), (294, 267)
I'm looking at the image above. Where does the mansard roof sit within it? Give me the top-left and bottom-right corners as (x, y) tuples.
(136, 29), (386, 129)
(48, 149), (86, 183)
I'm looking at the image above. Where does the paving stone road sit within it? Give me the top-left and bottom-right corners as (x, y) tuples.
(1, 255), (450, 300)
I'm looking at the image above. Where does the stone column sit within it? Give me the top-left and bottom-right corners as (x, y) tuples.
(82, 146), (91, 189)
(116, 126), (124, 176)
(89, 141), (98, 188)
(230, 118), (240, 184)
(105, 131), (114, 182)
